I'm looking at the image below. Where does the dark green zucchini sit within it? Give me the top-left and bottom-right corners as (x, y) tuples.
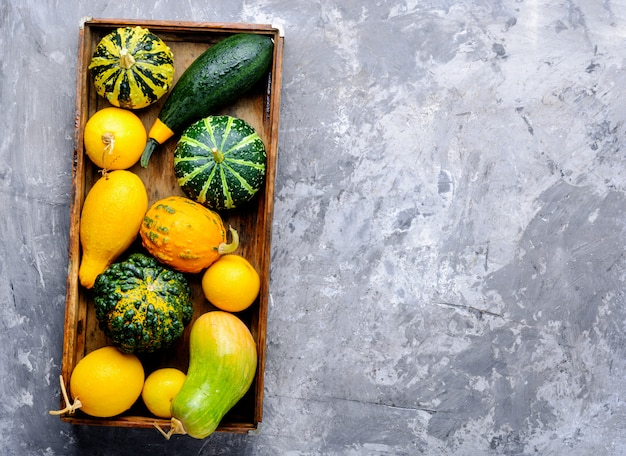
(140, 33), (273, 167)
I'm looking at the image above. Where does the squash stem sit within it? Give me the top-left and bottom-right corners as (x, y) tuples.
(218, 226), (239, 255)
(101, 132), (115, 171)
(49, 374), (83, 416)
(140, 138), (159, 168)
(154, 418), (187, 440)
(119, 48), (136, 69)
(211, 147), (224, 164)
(102, 132), (115, 153)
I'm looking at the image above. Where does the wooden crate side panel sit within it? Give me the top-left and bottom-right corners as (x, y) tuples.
(252, 33), (285, 424)
(61, 22), (91, 394)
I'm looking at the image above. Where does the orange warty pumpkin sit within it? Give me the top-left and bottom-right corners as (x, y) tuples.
(140, 196), (238, 273)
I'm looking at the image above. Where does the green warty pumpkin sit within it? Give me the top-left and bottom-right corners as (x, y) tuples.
(93, 253), (193, 354)
(88, 26), (175, 109)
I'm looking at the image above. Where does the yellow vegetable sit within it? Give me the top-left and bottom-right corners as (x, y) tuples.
(83, 107), (147, 170)
(50, 346), (144, 418)
(201, 254), (260, 312)
(78, 170), (148, 288)
(142, 368), (186, 418)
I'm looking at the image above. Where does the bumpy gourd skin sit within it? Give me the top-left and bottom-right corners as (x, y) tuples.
(140, 196), (238, 274)
(93, 253), (193, 353)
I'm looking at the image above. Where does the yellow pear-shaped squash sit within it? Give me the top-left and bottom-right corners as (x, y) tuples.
(78, 170), (148, 288)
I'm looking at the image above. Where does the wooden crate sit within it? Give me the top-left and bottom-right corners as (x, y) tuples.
(59, 18), (283, 434)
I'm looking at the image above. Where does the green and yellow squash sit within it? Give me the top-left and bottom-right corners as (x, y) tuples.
(157, 311), (257, 439)
(174, 115), (267, 211)
(88, 26), (175, 109)
(93, 253), (193, 353)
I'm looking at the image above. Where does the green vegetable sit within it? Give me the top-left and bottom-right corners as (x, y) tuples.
(93, 253), (193, 354)
(174, 115), (266, 210)
(157, 311), (257, 439)
(140, 33), (274, 167)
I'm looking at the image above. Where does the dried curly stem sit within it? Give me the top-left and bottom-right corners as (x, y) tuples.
(95, 131), (117, 177)
(49, 375), (82, 416)
(154, 418), (187, 440)
(102, 131), (115, 154)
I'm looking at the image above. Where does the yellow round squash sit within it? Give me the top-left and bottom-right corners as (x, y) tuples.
(140, 196), (238, 273)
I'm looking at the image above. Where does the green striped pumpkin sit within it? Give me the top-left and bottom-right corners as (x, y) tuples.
(174, 115), (266, 211)
(88, 26), (174, 110)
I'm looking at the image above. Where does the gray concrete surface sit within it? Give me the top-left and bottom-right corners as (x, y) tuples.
(1, 0), (625, 455)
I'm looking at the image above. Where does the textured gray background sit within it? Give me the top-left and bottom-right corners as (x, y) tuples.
(1, 0), (625, 455)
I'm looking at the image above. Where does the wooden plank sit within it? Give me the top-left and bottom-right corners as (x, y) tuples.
(58, 18), (283, 435)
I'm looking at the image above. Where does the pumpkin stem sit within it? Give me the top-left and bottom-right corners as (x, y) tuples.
(97, 132), (116, 175)
(211, 147), (224, 164)
(49, 375), (83, 416)
(218, 226), (239, 255)
(102, 132), (115, 153)
(118, 48), (136, 69)
(154, 417), (187, 440)
(140, 138), (159, 168)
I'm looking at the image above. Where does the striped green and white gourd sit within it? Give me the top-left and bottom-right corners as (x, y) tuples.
(88, 26), (175, 110)
(174, 115), (266, 211)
